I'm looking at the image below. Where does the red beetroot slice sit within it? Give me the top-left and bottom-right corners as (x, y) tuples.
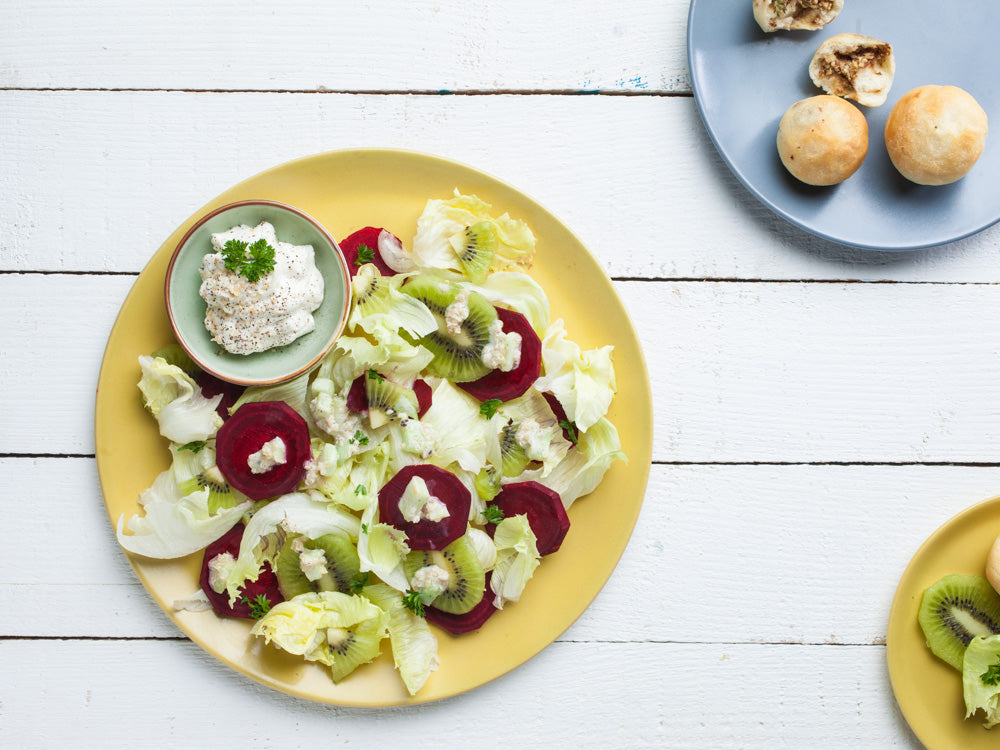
(378, 464), (471, 550)
(215, 401), (311, 500)
(200, 523), (284, 620)
(542, 391), (577, 444)
(347, 375), (433, 418)
(425, 571), (498, 634)
(487, 481), (569, 556)
(458, 307), (541, 402)
(339, 226), (399, 278)
(196, 370), (247, 420)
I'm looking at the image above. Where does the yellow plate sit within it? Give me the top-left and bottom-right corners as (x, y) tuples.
(887, 496), (1000, 746)
(95, 148), (653, 706)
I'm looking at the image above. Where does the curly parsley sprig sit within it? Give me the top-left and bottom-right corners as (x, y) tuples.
(221, 238), (276, 283)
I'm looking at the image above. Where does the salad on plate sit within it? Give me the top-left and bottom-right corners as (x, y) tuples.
(116, 190), (626, 697)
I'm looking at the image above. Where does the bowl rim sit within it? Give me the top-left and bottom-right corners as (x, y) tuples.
(163, 198), (351, 386)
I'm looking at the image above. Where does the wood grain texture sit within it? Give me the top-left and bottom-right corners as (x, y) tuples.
(0, 639), (916, 749)
(1, 0), (691, 93)
(3, 90), (999, 280)
(7, 273), (1000, 461)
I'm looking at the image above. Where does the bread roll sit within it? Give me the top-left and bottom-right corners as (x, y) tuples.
(753, 0), (843, 32)
(884, 85), (988, 185)
(777, 95), (868, 186)
(809, 33), (895, 107)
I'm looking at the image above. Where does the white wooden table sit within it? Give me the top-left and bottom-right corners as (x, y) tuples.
(4, 1), (997, 746)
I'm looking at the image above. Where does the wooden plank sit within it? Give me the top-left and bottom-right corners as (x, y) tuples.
(3, 91), (999, 280)
(6, 458), (998, 647)
(0, 639), (910, 748)
(7, 273), (1000, 461)
(0, 0), (691, 93)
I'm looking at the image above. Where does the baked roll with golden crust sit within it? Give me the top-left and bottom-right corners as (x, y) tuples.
(777, 95), (868, 186)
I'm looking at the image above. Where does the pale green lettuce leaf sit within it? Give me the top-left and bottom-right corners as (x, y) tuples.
(224, 492), (361, 604)
(465, 527), (498, 571)
(964, 634), (1000, 728)
(411, 191), (535, 276)
(498, 389), (571, 478)
(137, 355), (223, 444)
(229, 370), (311, 420)
(518, 416), (626, 509)
(462, 271), (550, 335)
(534, 319), (617, 432)
(251, 591), (389, 682)
(420, 380), (501, 473)
(490, 514), (540, 609)
(349, 264), (438, 340)
(116, 444), (251, 559)
(357, 499), (411, 592)
(363, 583), (439, 696)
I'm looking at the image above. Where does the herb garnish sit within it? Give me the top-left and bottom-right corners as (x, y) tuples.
(349, 571), (370, 593)
(402, 589), (426, 617)
(559, 420), (579, 445)
(982, 659), (1000, 686)
(367, 369), (386, 383)
(481, 504), (505, 525)
(355, 244), (376, 265)
(480, 399), (502, 419)
(243, 593), (272, 620)
(178, 440), (207, 453)
(221, 238), (276, 283)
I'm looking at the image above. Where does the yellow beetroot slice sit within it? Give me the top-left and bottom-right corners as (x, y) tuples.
(458, 307), (541, 402)
(215, 401), (310, 500)
(199, 523), (283, 619)
(339, 226), (399, 278)
(378, 464), (470, 551)
(489, 481), (569, 556)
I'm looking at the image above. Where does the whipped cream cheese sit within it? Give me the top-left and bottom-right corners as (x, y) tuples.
(199, 221), (324, 355)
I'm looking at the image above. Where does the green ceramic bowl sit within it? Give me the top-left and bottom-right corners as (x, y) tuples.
(164, 200), (351, 385)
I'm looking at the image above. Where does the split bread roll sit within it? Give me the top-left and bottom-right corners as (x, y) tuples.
(777, 95), (868, 186)
(753, 0), (843, 32)
(884, 85), (988, 185)
(809, 33), (895, 107)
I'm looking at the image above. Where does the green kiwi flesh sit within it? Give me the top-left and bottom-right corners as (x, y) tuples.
(364, 375), (419, 429)
(401, 277), (498, 382)
(178, 465), (242, 515)
(274, 533), (362, 600)
(404, 534), (485, 614)
(499, 420), (531, 478)
(474, 464), (502, 502)
(918, 573), (1000, 671)
(325, 623), (384, 683)
(457, 221), (498, 283)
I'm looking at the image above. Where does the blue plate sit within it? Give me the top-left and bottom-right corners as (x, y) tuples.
(688, 0), (999, 250)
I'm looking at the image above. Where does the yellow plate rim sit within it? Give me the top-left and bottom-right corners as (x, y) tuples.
(95, 147), (654, 706)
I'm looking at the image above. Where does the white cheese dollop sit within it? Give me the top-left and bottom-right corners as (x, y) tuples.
(207, 551), (237, 594)
(398, 475), (450, 523)
(247, 436), (287, 474)
(410, 564), (451, 602)
(481, 318), (522, 371)
(444, 289), (470, 335)
(515, 418), (553, 462)
(291, 537), (329, 582)
(199, 221), (325, 355)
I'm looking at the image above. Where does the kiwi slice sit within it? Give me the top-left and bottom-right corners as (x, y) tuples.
(401, 277), (498, 382)
(457, 221), (498, 283)
(364, 373), (419, 429)
(325, 620), (384, 683)
(918, 573), (1000, 670)
(274, 533), (362, 600)
(352, 263), (390, 315)
(404, 534), (485, 615)
(474, 464), (502, 502)
(499, 420), (531, 478)
(178, 465), (243, 515)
